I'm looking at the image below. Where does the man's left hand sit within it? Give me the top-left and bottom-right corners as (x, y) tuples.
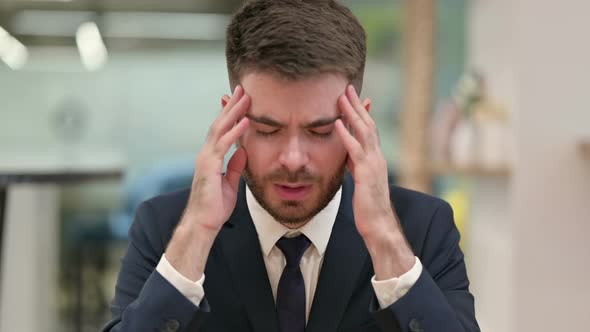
(334, 85), (415, 279)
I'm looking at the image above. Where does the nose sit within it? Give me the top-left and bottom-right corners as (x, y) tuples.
(278, 135), (309, 173)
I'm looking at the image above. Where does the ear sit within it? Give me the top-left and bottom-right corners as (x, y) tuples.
(221, 94), (231, 108)
(361, 98), (372, 113)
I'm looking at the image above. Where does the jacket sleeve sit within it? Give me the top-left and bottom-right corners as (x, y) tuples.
(101, 200), (210, 332)
(371, 201), (480, 332)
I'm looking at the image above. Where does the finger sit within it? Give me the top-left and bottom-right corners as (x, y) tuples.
(221, 94), (230, 107)
(347, 85), (375, 127)
(361, 97), (372, 113)
(224, 146), (247, 192)
(335, 119), (365, 163)
(346, 156), (355, 175)
(208, 87), (244, 140)
(214, 117), (250, 158)
(215, 94), (250, 139)
(222, 85), (243, 113)
(345, 88), (380, 150)
(338, 94), (372, 147)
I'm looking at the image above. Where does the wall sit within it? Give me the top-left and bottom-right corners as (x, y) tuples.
(0, 45), (229, 174)
(467, 1), (514, 330)
(512, 0), (590, 330)
(468, 0), (590, 331)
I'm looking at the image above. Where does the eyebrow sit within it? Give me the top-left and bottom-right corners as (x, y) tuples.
(246, 114), (285, 127)
(304, 116), (340, 129)
(246, 114), (340, 129)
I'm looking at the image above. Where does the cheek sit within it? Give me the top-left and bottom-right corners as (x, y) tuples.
(309, 140), (348, 169)
(240, 133), (278, 169)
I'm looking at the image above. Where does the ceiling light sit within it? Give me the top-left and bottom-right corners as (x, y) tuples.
(0, 26), (28, 70)
(75, 22), (107, 71)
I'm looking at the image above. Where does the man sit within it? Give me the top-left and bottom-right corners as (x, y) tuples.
(103, 0), (479, 331)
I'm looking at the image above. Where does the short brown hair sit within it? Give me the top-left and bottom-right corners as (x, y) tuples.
(226, 0), (367, 92)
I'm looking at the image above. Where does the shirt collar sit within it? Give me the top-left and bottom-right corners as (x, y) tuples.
(246, 184), (342, 257)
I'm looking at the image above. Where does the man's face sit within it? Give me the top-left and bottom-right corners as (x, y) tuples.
(238, 72), (349, 227)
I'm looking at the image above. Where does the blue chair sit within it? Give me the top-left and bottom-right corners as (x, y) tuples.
(108, 158), (195, 240)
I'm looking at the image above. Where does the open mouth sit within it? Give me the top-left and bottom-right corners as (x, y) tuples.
(274, 184), (312, 200)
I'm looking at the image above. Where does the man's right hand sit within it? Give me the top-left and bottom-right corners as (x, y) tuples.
(165, 85), (250, 281)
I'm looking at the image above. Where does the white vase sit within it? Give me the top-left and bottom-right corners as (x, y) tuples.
(450, 118), (477, 168)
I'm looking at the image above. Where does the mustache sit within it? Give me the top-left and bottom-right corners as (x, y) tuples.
(263, 168), (318, 183)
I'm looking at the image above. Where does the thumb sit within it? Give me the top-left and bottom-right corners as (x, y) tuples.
(225, 147), (247, 192)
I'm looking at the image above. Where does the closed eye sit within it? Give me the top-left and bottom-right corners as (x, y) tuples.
(309, 124), (334, 138)
(256, 129), (279, 137)
(253, 121), (281, 137)
(310, 130), (333, 138)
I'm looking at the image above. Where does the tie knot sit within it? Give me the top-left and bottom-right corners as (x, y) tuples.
(276, 235), (311, 268)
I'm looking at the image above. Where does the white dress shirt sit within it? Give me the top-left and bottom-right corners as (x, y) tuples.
(157, 185), (423, 320)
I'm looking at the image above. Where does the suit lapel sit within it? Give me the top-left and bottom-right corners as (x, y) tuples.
(306, 174), (369, 332)
(218, 179), (279, 332)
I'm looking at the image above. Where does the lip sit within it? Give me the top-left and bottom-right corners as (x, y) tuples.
(274, 184), (312, 201)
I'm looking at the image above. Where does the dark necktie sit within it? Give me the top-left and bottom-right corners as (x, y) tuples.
(276, 235), (312, 332)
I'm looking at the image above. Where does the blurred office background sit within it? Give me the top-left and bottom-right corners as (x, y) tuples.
(0, 0), (588, 331)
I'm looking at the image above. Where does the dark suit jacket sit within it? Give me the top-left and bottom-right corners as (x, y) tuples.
(102, 174), (479, 332)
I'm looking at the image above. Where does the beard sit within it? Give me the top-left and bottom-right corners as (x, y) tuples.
(243, 161), (346, 226)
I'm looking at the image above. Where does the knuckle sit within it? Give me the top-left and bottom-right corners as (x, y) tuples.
(361, 131), (372, 143)
(212, 141), (227, 157)
(206, 128), (217, 140)
(211, 144), (223, 156)
(353, 149), (365, 162)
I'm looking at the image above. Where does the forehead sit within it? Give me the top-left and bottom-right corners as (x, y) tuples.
(241, 71), (348, 120)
